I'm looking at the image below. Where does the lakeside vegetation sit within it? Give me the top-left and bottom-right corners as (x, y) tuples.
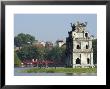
(14, 33), (97, 67)
(14, 51), (21, 67)
(19, 67), (97, 73)
(14, 33), (66, 66)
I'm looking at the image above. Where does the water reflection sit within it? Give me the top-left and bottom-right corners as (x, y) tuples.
(65, 73), (73, 76)
(66, 73), (97, 76)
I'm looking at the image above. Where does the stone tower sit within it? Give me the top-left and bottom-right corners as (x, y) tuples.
(66, 21), (94, 68)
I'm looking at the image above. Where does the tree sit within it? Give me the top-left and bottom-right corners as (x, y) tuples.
(16, 41), (66, 67)
(14, 51), (21, 67)
(14, 33), (35, 48)
(17, 45), (40, 61)
(47, 46), (66, 64)
(92, 39), (97, 64)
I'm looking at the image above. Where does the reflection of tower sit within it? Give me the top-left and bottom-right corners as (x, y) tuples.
(66, 21), (94, 68)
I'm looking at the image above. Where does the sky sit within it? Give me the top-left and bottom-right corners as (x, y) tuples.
(14, 14), (97, 43)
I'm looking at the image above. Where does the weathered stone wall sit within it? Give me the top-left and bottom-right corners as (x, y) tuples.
(66, 22), (94, 68)
(72, 53), (93, 65)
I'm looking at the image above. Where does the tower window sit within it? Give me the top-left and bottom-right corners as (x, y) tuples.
(85, 33), (88, 38)
(86, 45), (88, 49)
(76, 58), (81, 64)
(76, 45), (81, 49)
(87, 58), (90, 64)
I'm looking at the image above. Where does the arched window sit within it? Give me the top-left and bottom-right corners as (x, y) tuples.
(87, 58), (90, 64)
(76, 58), (81, 64)
(85, 33), (88, 38)
(86, 45), (88, 49)
(76, 45), (81, 49)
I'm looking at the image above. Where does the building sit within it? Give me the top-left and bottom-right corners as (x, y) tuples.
(32, 41), (45, 48)
(66, 21), (94, 68)
(32, 40), (38, 45)
(45, 41), (53, 49)
(56, 40), (65, 47)
(40, 41), (46, 47)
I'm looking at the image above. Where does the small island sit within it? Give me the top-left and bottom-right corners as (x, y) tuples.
(14, 21), (97, 75)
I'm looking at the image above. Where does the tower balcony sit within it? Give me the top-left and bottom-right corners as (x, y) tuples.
(73, 49), (93, 53)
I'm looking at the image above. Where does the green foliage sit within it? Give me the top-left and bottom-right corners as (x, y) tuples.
(14, 33), (35, 47)
(17, 45), (40, 60)
(47, 46), (66, 62)
(16, 44), (66, 64)
(14, 33), (66, 63)
(20, 68), (97, 73)
(14, 51), (21, 67)
(92, 39), (97, 64)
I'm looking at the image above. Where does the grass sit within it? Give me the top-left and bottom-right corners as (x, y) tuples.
(20, 67), (97, 73)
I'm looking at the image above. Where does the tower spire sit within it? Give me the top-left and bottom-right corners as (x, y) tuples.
(70, 23), (75, 31)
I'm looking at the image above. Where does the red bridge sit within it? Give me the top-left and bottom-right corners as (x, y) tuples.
(22, 60), (55, 65)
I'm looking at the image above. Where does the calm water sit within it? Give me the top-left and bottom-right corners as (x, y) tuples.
(14, 67), (97, 76)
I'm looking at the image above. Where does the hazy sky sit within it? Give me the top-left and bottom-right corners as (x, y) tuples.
(14, 14), (97, 43)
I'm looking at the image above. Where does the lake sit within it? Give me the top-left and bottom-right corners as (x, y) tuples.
(14, 67), (97, 76)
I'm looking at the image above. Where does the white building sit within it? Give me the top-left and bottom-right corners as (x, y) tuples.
(56, 40), (64, 47)
(66, 21), (94, 68)
(40, 41), (46, 47)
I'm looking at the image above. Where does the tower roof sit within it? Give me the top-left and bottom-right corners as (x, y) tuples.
(71, 21), (87, 32)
